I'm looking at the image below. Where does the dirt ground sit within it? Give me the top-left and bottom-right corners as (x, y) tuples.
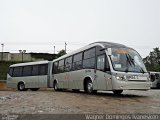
(0, 82), (12, 91)
(0, 84), (160, 115)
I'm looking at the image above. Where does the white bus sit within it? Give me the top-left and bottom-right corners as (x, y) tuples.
(7, 61), (53, 91)
(52, 41), (151, 94)
(149, 72), (160, 89)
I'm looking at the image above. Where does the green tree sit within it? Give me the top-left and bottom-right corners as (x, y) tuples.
(57, 49), (66, 58)
(143, 47), (160, 71)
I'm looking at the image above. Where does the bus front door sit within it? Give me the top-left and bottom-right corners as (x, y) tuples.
(96, 55), (112, 90)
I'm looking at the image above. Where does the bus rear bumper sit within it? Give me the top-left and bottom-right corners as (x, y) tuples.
(112, 81), (151, 90)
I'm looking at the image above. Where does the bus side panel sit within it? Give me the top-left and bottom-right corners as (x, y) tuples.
(14, 76), (39, 88)
(94, 71), (113, 90)
(69, 69), (97, 90)
(68, 71), (75, 89)
(7, 75), (37, 89)
(54, 73), (64, 89)
(38, 75), (48, 88)
(7, 75), (17, 89)
(69, 70), (84, 90)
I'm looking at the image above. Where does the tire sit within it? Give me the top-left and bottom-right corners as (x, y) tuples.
(18, 82), (27, 91)
(30, 88), (39, 91)
(113, 90), (123, 95)
(86, 80), (93, 94)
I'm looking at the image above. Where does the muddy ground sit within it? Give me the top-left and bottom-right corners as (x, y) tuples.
(0, 86), (160, 114)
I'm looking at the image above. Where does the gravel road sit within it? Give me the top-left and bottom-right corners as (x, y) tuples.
(0, 89), (160, 114)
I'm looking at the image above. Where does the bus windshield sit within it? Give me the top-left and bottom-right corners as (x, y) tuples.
(110, 48), (147, 73)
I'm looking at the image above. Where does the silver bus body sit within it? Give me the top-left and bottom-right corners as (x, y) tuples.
(52, 42), (151, 94)
(7, 61), (54, 90)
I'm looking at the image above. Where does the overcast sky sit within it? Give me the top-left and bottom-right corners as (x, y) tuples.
(0, 0), (160, 57)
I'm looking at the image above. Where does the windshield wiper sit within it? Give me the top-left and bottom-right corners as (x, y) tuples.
(125, 54), (132, 73)
(126, 54), (145, 74)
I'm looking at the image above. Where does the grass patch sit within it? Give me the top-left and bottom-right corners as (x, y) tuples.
(0, 61), (25, 80)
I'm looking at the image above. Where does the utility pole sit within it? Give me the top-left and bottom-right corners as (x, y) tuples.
(54, 46), (55, 54)
(19, 50), (26, 62)
(1, 43), (4, 61)
(65, 42), (67, 54)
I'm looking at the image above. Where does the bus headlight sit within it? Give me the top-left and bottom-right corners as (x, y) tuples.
(116, 76), (126, 81)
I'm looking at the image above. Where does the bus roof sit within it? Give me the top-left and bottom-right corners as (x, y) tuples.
(10, 61), (49, 67)
(90, 41), (127, 48)
(53, 41), (129, 62)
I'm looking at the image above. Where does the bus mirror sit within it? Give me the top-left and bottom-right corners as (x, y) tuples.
(107, 48), (112, 56)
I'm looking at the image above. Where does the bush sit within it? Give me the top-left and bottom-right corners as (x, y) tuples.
(0, 61), (21, 80)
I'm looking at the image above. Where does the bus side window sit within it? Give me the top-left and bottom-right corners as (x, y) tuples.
(53, 62), (58, 74)
(83, 47), (96, 69)
(32, 65), (39, 76)
(8, 67), (13, 77)
(12, 67), (23, 77)
(39, 64), (48, 75)
(96, 46), (105, 55)
(65, 56), (73, 72)
(73, 53), (82, 70)
(23, 66), (32, 76)
(58, 60), (64, 73)
(97, 55), (110, 72)
(97, 55), (105, 71)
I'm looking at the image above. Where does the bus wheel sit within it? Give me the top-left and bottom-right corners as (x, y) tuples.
(113, 90), (123, 95)
(30, 88), (39, 91)
(18, 82), (27, 91)
(86, 80), (93, 94)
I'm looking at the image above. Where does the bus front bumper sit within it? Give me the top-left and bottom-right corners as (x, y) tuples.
(112, 81), (151, 90)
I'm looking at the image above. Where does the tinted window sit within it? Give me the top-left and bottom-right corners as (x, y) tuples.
(96, 46), (105, 55)
(58, 59), (64, 73)
(59, 60), (64, 66)
(73, 53), (83, 70)
(65, 56), (73, 72)
(32, 65), (39, 76)
(23, 66), (32, 76)
(97, 55), (105, 71)
(39, 64), (48, 75)
(65, 56), (72, 64)
(84, 48), (95, 59)
(12, 67), (23, 77)
(83, 48), (96, 69)
(83, 58), (95, 69)
(53, 62), (58, 74)
(73, 53), (82, 62)
(73, 61), (82, 70)
(8, 67), (13, 76)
